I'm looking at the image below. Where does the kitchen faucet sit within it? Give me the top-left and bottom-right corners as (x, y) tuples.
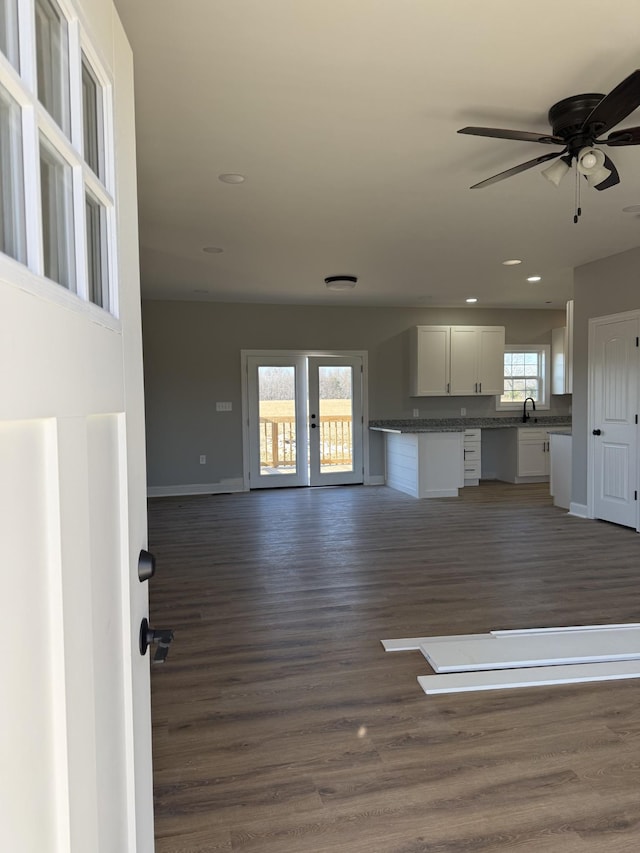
(522, 396), (536, 423)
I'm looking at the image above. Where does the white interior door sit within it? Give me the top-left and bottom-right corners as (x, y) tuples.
(590, 313), (639, 529)
(0, 2), (153, 850)
(247, 355), (309, 488)
(308, 355), (364, 486)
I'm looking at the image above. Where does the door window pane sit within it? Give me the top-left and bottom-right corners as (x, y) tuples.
(82, 55), (104, 178)
(35, 0), (70, 136)
(40, 137), (75, 289)
(85, 191), (108, 308)
(0, 0), (19, 70)
(258, 366), (297, 476)
(318, 366), (354, 473)
(0, 83), (26, 263)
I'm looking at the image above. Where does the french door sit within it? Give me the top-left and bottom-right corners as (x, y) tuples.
(246, 353), (364, 488)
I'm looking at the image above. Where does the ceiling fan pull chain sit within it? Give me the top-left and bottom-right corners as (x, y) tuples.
(574, 163), (582, 224)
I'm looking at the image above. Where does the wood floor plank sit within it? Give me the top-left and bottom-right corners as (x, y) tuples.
(148, 482), (640, 852)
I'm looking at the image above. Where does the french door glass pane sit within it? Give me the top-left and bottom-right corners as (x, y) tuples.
(40, 137), (75, 289)
(258, 366), (297, 477)
(318, 366), (354, 474)
(85, 191), (108, 308)
(82, 56), (104, 178)
(0, 83), (26, 263)
(0, 0), (20, 70)
(35, 0), (71, 136)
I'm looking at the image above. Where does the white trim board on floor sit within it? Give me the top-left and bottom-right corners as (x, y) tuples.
(420, 627), (640, 673)
(490, 623), (640, 637)
(417, 660), (640, 695)
(381, 634), (487, 652)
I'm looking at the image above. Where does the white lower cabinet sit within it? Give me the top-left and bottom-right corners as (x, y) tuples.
(384, 431), (464, 498)
(463, 428), (481, 486)
(483, 427), (551, 484)
(517, 428), (550, 477)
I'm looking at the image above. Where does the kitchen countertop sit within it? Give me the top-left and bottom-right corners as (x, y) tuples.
(370, 416), (572, 434)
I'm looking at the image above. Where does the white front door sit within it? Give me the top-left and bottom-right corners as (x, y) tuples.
(589, 313), (640, 529)
(245, 351), (365, 489)
(0, 2), (153, 850)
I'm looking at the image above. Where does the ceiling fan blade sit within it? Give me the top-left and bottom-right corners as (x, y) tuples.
(603, 126), (640, 146)
(458, 126), (563, 144)
(593, 155), (620, 191)
(582, 69), (640, 136)
(469, 151), (563, 189)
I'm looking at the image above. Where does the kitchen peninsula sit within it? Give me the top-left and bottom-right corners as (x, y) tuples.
(370, 417), (572, 498)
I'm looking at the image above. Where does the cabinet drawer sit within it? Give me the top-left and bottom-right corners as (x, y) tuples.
(463, 443), (481, 459)
(464, 460), (481, 477)
(517, 427), (547, 442)
(463, 428), (481, 441)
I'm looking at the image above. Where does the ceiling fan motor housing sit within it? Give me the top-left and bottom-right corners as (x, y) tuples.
(548, 93), (605, 152)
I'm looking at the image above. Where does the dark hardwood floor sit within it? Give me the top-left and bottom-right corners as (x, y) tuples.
(148, 482), (640, 852)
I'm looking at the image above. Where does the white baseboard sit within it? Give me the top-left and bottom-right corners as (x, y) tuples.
(147, 478), (246, 498)
(365, 475), (385, 486)
(569, 502), (588, 518)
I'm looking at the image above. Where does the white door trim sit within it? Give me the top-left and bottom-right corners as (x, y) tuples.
(241, 349), (369, 490)
(587, 309), (640, 532)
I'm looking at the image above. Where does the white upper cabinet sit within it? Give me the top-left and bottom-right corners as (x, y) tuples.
(410, 325), (451, 395)
(450, 326), (505, 395)
(551, 300), (574, 395)
(411, 325), (505, 397)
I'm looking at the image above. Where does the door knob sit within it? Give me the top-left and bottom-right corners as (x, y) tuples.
(139, 618), (174, 664)
(592, 428), (602, 435)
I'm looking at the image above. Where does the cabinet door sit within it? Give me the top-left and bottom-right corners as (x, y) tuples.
(477, 327), (506, 394)
(450, 327), (479, 395)
(517, 430), (549, 476)
(411, 326), (450, 395)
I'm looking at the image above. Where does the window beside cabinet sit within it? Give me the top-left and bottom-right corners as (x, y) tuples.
(496, 345), (550, 410)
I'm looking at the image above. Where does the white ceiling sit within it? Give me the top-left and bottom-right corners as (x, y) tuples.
(114, 0), (640, 309)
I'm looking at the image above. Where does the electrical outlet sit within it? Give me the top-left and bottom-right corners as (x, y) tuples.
(412, 408), (419, 417)
(199, 454), (206, 464)
(216, 402), (232, 412)
(460, 407), (466, 416)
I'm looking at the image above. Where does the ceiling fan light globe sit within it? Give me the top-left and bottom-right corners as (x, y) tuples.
(586, 165), (612, 188)
(577, 146), (606, 176)
(541, 158), (571, 186)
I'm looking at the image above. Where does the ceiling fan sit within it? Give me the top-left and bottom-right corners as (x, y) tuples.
(458, 69), (640, 195)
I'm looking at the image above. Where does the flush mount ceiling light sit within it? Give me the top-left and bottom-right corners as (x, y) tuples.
(466, 297), (478, 303)
(527, 275), (542, 282)
(324, 275), (357, 291)
(218, 173), (245, 184)
(202, 246), (223, 253)
(502, 259), (522, 266)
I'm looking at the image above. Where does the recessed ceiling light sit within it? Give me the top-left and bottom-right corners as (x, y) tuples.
(527, 275), (542, 282)
(324, 275), (357, 291)
(502, 259), (522, 266)
(622, 204), (640, 213)
(202, 246), (223, 253)
(218, 173), (245, 184)
(466, 297), (478, 303)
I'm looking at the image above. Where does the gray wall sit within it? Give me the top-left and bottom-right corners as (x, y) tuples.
(572, 246), (640, 506)
(142, 301), (569, 487)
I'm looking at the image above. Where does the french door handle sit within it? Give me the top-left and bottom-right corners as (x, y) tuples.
(311, 423), (317, 428)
